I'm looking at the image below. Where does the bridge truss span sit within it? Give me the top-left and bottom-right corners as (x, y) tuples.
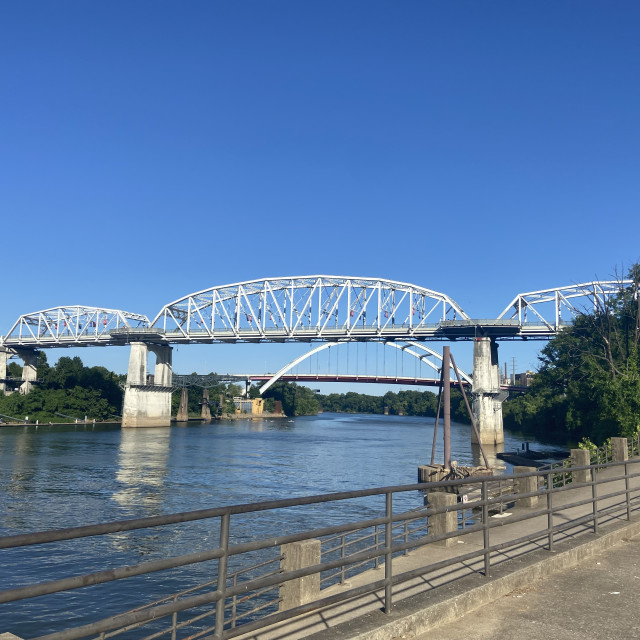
(498, 280), (636, 334)
(0, 306), (151, 348)
(152, 276), (470, 343)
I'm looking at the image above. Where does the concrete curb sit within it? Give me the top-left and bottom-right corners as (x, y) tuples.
(305, 518), (640, 640)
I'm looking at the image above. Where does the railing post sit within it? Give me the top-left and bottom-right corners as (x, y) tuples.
(591, 467), (599, 535)
(427, 492), (458, 546)
(482, 480), (490, 577)
(374, 527), (380, 569)
(625, 461), (631, 521)
(341, 535), (346, 583)
(611, 437), (628, 462)
(546, 471), (554, 552)
(513, 466), (538, 507)
(171, 595), (178, 640)
(279, 539), (321, 611)
(404, 520), (409, 555)
(215, 513), (230, 639)
(231, 574), (238, 629)
(571, 449), (590, 483)
(384, 491), (393, 614)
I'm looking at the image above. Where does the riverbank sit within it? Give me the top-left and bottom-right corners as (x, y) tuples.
(0, 420), (121, 428)
(173, 412), (287, 423)
(0, 414), (289, 428)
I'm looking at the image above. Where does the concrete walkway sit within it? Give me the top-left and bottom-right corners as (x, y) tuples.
(415, 532), (640, 640)
(237, 460), (640, 640)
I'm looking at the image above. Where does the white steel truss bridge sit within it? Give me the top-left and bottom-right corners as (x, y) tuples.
(0, 276), (635, 349)
(0, 306), (151, 348)
(149, 276), (470, 344)
(1, 275), (633, 437)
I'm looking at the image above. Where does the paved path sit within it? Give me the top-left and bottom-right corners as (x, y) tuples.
(238, 461), (640, 640)
(414, 533), (640, 640)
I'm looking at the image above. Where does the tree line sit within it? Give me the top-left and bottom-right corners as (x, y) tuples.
(263, 381), (472, 422)
(0, 351), (476, 424)
(503, 265), (640, 445)
(0, 354), (124, 422)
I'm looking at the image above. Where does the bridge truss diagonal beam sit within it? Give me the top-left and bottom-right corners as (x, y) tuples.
(258, 340), (472, 394)
(498, 280), (636, 333)
(0, 307), (151, 348)
(152, 276), (470, 343)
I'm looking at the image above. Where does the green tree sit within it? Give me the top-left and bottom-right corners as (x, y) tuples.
(504, 266), (640, 444)
(0, 355), (124, 422)
(262, 382), (320, 416)
(7, 362), (22, 378)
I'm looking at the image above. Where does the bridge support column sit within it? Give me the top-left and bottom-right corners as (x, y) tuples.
(201, 389), (211, 421)
(471, 338), (505, 445)
(15, 349), (38, 395)
(122, 342), (173, 428)
(0, 347), (8, 394)
(177, 388), (189, 421)
(152, 345), (173, 387)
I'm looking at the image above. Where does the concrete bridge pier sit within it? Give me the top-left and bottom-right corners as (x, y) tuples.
(177, 387), (189, 421)
(471, 337), (506, 445)
(0, 347), (8, 394)
(201, 389), (211, 420)
(14, 349), (38, 395)
(122, 342), (173, 427)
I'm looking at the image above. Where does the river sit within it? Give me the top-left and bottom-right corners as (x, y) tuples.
(0, 414), (566, 637)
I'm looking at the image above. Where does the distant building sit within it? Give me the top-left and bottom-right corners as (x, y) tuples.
(508, 371), (533, 387)
(233, 397), (264, 415)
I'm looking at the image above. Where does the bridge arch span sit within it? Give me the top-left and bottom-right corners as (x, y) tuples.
(151, 275), (469, 343)
(258, 340), (472, 394)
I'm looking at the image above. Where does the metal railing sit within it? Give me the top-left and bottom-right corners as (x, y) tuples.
(319, 504), (432, 588)
(2, 458), (640, 640)
(537, 459), (573, 488)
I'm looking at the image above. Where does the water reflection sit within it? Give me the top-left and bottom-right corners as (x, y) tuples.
(1, 429), (39, 533)
(112, 428), (170, 513)
(471, 442), (505, 470)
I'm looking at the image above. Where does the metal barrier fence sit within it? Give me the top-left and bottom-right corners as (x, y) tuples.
(2, 454), (640, 640)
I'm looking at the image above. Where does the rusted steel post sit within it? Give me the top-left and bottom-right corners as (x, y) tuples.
(450, 352), (489, 468)
(430, 366), (444, 465)
(443, 346), (451, 469)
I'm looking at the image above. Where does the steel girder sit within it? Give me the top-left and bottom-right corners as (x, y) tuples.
(0, 306), (150, 348)
(498, 280), (635, 334)
(151, 276), (469, 343)
(173, 373), (250, 388)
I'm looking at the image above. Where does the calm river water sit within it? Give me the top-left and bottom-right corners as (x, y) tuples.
(0, 414), (564, 637)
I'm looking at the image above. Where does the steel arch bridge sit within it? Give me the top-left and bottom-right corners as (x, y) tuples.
(257, 340), (473, 393)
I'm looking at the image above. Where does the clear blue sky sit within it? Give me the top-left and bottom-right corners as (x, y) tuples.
(2, 1), (639, 385)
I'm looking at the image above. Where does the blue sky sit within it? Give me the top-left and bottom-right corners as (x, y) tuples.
(1, 1), (639, 387)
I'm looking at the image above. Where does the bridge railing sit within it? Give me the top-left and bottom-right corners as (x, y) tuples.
(2, 458), (640, 640)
